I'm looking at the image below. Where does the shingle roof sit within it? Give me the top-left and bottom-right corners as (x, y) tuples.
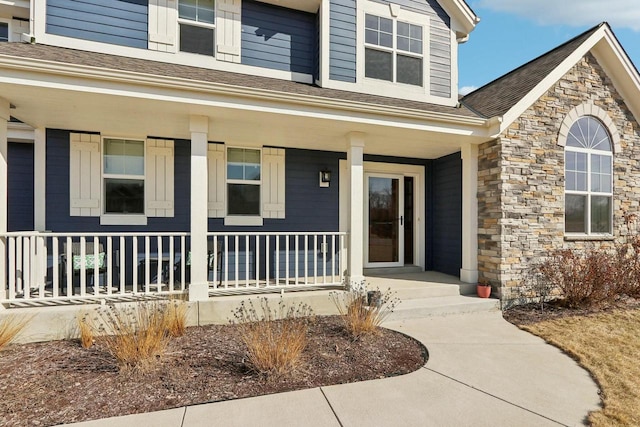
(0, 43), (480, 118)
(460, 23), (604, 118)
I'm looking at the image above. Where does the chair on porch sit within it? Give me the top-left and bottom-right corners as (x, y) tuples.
(181, 239), (223, 287)
(61, 242), (108, 293)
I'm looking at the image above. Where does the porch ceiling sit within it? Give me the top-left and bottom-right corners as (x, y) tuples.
(1, 70), (490, 159)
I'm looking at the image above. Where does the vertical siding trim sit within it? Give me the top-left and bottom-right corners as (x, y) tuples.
(262, 148), (285, 219)
(69, 133), (101, 217)
(207, 144), (225, 218)
(148, 0), (177, 52)
(146, 139), (175, 217)
(216, 0), (242, 62)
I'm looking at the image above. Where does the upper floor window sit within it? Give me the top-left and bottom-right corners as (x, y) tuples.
(565, 116), (613, 235)
(227, 147), (261, 216)
(0, 22), (8, 42)
(103, 138), (145, 215)
(364, 14), (423, 87)
(178, 0), (215, 56)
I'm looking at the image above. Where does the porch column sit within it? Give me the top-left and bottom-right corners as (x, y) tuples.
(0, 99), (8, 306)
(188, 115), (210, 301)
(347, 132), (365, 291)
(34, 128), (46, 231)
(460, 143), (479, 283)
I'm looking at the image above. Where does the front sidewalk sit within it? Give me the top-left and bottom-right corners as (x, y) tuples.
(65, 311), (600, 427)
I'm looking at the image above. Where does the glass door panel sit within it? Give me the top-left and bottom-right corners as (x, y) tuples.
(366, 175), (403, 267)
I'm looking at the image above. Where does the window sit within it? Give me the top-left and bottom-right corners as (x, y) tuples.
(565, 116), (613, 235)
(227, 148), (261, 216)
(178, 0), (215, 56)
(0, 22), (8, 42)
(103, 138), (145, 214)
(364, 14), (423, 87)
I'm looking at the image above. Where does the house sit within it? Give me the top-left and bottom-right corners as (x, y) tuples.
(0, 0), (638, 308)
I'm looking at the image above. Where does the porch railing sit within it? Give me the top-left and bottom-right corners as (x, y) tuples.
(207, 232), (347, 293)
(0, 231), (348, 305)
(0, 232), (190, 304)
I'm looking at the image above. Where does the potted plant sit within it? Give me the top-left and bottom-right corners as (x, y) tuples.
(477, 278), (492, 298)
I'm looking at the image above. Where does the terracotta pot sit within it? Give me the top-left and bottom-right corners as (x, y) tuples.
(477, 284), (491, 298)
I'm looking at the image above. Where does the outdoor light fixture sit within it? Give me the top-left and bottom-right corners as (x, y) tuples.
(319, 169), (331, 187)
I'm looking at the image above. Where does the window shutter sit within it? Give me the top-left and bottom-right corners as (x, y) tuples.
(148, 0), (177, 52)
(216, 0), (242, 63)
(208, 144), (225, 217)
(69, 133), (101, 217)
(146, 139), (175, 217)
(262, 148), (285, 219)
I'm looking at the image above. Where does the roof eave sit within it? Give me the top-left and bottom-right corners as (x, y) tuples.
(438, 0), (480, 39)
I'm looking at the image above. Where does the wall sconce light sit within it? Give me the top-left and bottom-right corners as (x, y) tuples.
(319, 169), (331, 187)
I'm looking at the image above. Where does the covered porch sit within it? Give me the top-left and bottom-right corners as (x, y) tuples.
(0, 45), (491, 308)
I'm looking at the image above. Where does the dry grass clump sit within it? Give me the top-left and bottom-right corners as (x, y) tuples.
(231, 297), (314, 377)
(96, 302), (171, 372)
(331, 287), (399, 338)
(0, 315), (30, 352)
(163, 296), (188, 338)
(522, 309), (640, 426)
(77, 311), (95, 349)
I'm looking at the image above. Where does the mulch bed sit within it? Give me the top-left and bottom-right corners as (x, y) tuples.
(503, 298), (640, 325)
(0, 316), (426, 426)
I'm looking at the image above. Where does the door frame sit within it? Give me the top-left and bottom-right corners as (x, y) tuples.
(339, 161), (425, 270)
(364, 172), (405, 268)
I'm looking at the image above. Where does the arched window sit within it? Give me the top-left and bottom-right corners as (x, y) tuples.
(565, 116), (613, 234)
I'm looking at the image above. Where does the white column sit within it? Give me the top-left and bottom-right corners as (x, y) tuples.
(0, 99), (9, 307)
(460, 143), (479, 283)
(34, 128), (46, 231)
(347, 132), (365, 291)
(188, 115), (210, 301)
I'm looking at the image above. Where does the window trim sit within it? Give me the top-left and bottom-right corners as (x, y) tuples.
(177, 0), (216, 57)
(363, 13), (425, 87)
(563, 116), (614, 237)
(224, 146), (264, 226)
(100, 136), (148, 225)
(359, 2), (428, 94)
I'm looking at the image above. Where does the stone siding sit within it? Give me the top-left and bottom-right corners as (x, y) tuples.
(477, 53), (640, 301)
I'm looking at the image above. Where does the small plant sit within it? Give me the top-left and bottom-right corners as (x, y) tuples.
(330, 286), (399, 338)
(0, 315), (30, 352)
(231, 297), (314, 377)
(77, 311), (95, 349)
(478, 278), (491, 287)
(163, 296), (188, 338)
(96, 302), (170, 372)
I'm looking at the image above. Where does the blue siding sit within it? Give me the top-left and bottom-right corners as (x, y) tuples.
(428, 153), (462, 276)
(8, 142), (34, 231)
(329, 0), (356, 82)
(46, 0), (148, 49)
(241, 0), (317, 76)
(45, 129), (190, 233)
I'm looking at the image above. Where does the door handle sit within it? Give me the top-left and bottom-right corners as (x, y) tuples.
(398, 216), (403, 226)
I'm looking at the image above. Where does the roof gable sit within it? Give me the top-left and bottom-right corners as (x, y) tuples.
(461, 23), (640, 135)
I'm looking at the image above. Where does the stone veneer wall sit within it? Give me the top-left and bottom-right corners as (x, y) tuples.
(477, 53), (640, 302)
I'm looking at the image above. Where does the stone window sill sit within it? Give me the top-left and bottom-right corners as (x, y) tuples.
(564, 235), (615, 242)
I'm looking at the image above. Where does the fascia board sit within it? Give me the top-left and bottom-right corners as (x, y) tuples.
(497, 26), (609, 134)
(0, 54), (489, 131)
(437, 0), (479, 37)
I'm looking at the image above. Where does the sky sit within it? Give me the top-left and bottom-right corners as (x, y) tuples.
(458, 0), (640, 95)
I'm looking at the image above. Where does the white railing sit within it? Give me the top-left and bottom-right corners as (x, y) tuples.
(0, 231), (348, 305)
(207, 232), (347, 292)
(0, 232), (189, 304)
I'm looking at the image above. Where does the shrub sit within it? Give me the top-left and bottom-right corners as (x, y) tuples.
(77, 311), (94, 349)
(96, 302), (170, 372)
(0, 315), (30, 352)
(330, 287), (399, 338)
(536, 248), (618, 309)
(231, 297), (314, 377)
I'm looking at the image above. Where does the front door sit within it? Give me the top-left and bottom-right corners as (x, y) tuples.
(365, 174), (404, 267)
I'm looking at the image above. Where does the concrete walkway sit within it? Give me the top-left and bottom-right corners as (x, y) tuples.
(67, 312), (601, 427)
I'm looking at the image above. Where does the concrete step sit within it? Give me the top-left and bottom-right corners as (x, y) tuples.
(387, 284), (462, 300)
(388, 295), (501, 320)
(364, 265), (423, 276)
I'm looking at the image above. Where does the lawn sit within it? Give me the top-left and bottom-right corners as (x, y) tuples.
(506, 306), (640, 426)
